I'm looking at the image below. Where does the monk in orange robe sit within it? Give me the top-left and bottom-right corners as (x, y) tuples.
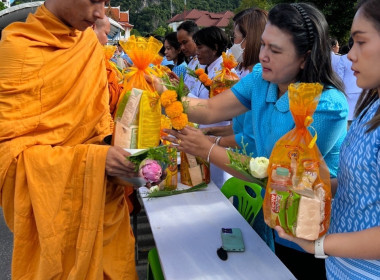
(0, 0), (138, 279)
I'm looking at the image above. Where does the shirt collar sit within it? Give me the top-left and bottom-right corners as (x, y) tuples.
(266, 83), (289, 113)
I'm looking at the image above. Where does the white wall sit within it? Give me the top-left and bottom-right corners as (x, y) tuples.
(2, 0), (11, 8)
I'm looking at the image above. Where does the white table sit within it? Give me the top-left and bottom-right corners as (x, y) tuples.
(139, 182), (295, 280)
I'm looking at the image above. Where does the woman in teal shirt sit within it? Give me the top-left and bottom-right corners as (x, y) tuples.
(160, 3), (348, 279)
(276, 0), (380, 279)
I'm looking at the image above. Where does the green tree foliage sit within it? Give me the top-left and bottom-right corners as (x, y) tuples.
(9, 0), (356, 46)
(112, 0), (240, 35)
(0, 2), (6, 11)
(269, 0), (358, 46)
(236, 0), (271, 12)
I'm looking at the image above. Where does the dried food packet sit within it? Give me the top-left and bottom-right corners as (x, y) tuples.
(269, 190), (289, 229)
(286, 191), (300, 235)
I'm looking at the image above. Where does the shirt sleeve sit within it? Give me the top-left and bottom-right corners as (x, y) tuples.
(312, 87), (348, 177)
(231, 64), (262, 110)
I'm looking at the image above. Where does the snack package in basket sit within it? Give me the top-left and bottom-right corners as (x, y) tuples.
(113, 36), (162, 149)
(263, 83), (332, 241)
(210, 52), (240, 98)
(180, 152), (210, 187)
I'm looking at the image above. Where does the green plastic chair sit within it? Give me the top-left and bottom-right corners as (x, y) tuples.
(221, 177), (264, 226)
(147, 247), (165, 280)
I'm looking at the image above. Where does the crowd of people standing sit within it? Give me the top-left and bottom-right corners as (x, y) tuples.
(0, 0), (378, 279)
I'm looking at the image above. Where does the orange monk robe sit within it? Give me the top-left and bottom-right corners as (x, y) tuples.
(0, 5), (137, 280)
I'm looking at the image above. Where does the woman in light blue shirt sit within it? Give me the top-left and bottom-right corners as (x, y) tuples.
(164, 32), (187, 79)
(162, 3), (348, 279)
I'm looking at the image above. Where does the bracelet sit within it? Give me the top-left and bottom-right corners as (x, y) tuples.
(314, 235), (328, 259)
(207, 143), (217, 162)
(215, 136), (222, 146)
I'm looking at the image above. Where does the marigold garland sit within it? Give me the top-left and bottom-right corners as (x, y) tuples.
(187, 67), (213, 89)
(194, 68), (205, 76)
(161, 90), (177, 107)
(198, 73), (209, 83)
(165, 101), (183, 118)
(204, 79), (213, 87)
(160, 88), (188, 130)
(170, 113), (188, 130)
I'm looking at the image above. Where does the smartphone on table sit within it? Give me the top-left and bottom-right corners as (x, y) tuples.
(221, 228), (245, 252)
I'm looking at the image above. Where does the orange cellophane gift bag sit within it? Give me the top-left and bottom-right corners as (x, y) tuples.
(210, 52), (239, 98)
(116, 36), (163, 148)
(263, 83), (332, 241)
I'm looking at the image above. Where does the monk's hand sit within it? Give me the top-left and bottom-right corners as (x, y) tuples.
(105, 146), (137, 178)
(274, 226), (315, 254)
(162, 126), (213, 160)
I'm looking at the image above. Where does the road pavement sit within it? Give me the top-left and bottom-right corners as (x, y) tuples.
(0, 208), (12, 280)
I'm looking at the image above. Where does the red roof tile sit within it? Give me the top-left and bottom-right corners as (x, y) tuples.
(109, 7), (120, 20)
(106, 6), (132, 30)
(120, 12), (129, 22)
(168, 9), (234, 28)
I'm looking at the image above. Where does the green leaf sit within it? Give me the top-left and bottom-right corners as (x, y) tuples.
(144, 182), (208, 198)
(127, 145), (171, 171)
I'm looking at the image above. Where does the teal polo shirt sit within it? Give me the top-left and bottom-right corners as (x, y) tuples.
(231, 63), (348, 178)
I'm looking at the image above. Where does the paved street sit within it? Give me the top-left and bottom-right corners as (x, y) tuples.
(0, 208), (12, 280)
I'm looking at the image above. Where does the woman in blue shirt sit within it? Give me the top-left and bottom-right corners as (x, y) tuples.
(160, 3), (348, 279)
(164, 32), (187, 79)
(275, 0), (380, 279)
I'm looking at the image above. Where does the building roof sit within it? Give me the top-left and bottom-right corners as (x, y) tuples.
(107, 6), (133, 29)
(168, 9), (234, 28)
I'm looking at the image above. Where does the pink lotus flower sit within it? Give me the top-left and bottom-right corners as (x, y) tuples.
(139, 159), (162, 183)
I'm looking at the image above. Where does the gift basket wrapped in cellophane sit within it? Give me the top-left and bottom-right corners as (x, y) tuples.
(263, 83), (332, 241)
(210, 52), (240, 98)
(112, 36), (163, 149)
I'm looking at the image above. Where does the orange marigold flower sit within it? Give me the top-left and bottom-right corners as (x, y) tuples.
(199, 73), (209, 83)
(165, 101), (183, 118)
(171, 113), (188, 130)
(195, 68), (205, 76)
(161, 90), (178, 107)
(204, 79), (213, 87)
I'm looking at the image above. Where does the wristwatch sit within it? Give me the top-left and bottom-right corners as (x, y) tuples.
(314, 235), (328, 259)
